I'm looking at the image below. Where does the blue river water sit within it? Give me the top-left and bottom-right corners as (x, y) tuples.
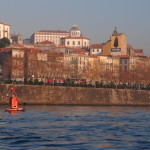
(0, 105), (150, 150)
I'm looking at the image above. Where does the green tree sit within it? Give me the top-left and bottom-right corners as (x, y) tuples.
(0, 37), (11, 48)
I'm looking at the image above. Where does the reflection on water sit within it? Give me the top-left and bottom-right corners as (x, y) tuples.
(0, 105), (150, 149)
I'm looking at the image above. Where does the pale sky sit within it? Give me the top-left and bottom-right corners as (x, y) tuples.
(0, 0), (150, 56)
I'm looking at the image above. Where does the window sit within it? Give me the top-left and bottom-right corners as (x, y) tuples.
(124, 66), (127, 71)
(73, 41), (75, 45)
(78, 41), (80, 45)
(97, 49), (99, 52)
(67, 41), (70, 45)
(124, 60), (127, 64)
(120, 60), (122, 64)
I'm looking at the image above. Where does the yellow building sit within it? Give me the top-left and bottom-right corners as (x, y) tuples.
(103, 40), (111, 55)
(103, 27), (127, 56)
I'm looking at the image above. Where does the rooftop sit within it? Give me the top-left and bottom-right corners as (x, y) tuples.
(37, 30), (69, 33)
(133, 49), (143, 53)
(38, 40), (53, 44)
(74, 49), (88, 53)
(62, 36), (89, 40)
(90, 44), (103, 49)
(0, 21), (10, 26)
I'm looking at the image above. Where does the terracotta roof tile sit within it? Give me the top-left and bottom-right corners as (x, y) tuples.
(11, 44), (25, 47)
(114, 55), (129, 58)
(38, 40), (53, 44)
(74, 49), (88, 53)
(133, 49), (143, 53)
(90, 44), (103, 49)
(89, 55), (98, 58)
(56, 46), (72, 49)
(0, 48), (11, 52)
(37, 30), (68, 33)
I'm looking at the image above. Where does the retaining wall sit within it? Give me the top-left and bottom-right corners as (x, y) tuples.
(0, 84), (150, 105)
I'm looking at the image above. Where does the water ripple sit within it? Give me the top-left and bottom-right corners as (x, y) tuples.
(0, 106), (150, 149)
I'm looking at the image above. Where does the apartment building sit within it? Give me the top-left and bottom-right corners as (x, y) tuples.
(0, 48), (24, 81)
(0, 21), (10, 40)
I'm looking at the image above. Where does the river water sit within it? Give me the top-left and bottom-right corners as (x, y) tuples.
(0, 105), (150, 150)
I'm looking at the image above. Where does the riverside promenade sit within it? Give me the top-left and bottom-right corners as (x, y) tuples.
(0, 84), (150, 105)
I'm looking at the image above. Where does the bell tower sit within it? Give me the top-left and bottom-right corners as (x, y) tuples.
(17, 33), (23, 45)
(111, 27), (127, 55)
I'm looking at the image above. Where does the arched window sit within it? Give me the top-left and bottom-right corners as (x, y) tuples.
(84, 42), (86, 46)
(78, 41), (80, 45)
(73, 41), (75, 45)
(67, 41), (70, 45)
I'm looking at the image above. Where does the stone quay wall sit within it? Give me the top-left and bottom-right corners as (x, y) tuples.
(0, 84), (150, 105)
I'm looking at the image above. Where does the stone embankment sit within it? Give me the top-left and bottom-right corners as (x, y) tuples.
(0, 84), (150, 105)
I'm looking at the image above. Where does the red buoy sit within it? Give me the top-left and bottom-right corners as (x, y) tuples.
(9, 97), (18, 108)
(5, 88), (24, 112)
(5, 108), (24, 112)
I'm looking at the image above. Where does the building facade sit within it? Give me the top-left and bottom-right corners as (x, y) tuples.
(0, 21), (10, 40)
(90, 44), (103, 55)
(61, 25), (90, 49)
(0, 48), (24, 81)
(31, 30), (69, 46)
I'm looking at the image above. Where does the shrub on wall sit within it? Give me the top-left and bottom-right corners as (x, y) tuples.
(28, 79), (34, 85)
(5, 79), (13, 84)
(34, 79), (39, 85)
(39, 80), (44, 85)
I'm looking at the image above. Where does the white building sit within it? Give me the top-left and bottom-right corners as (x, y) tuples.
(90, 44), (103, 55)
(31, 30), (69, 46)
(61, 25), (90, 49)
(0, 21), (10, 40)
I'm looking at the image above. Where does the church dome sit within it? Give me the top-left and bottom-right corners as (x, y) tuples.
(70, 25), (80, 31)
(70, 25), (81, 37)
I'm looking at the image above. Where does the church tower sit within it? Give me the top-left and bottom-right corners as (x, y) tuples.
(103, 27), (128, 56)
(110, 27), (127, 56)
(17, 33), (23, 45)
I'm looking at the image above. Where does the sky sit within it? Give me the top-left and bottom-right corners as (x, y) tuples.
(0, 0), (150, 56)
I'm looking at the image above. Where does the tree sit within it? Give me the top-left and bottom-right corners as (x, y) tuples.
(0, 37), (11, 48)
